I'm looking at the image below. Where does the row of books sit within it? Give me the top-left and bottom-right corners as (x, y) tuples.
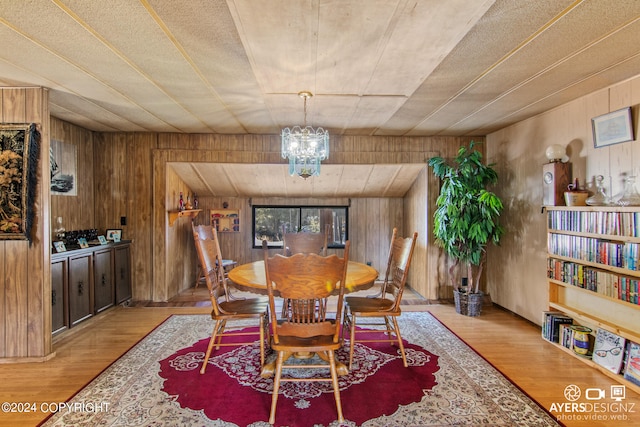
(548, 233), (640, 271)
(542, 312), (640, 386)
(548, 210), (640, 237)
(547, 258), (640, 304)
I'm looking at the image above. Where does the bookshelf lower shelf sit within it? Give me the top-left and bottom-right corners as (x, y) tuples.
(548, 301), (638, 342)
(544, 338), (640, 395)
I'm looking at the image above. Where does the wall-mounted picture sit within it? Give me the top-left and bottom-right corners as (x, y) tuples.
(53, 241), (66, 253)
(592, 107), (634, 148)
(50, 139), (77, 196)
(106, 229), (122, 242)
(98, 235), (108, 245)
(78, 237), (89, 249)
(0, 123), (40, 242)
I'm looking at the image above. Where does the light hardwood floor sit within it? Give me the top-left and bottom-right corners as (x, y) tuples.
(0, 286), (638, 427)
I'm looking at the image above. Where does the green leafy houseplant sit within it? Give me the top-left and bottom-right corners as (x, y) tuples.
(428, 141), (504, 296)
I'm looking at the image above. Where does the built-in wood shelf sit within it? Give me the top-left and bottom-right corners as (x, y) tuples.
(168, 209), (202, 226)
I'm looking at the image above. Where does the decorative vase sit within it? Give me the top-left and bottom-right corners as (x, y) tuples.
(586, 175), (610, 206)
(616, 176), (640, 206)
(571, 325), (592, 356)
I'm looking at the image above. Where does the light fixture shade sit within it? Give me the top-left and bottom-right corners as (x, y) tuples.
(281, 92), (329, 179)
(545, 144), (569, 163)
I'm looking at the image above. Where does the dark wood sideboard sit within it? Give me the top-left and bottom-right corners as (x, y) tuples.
(51, 241), (131, 336)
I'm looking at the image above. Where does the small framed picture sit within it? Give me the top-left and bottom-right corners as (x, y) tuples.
(106, 229), (122, 241)
(77, 237), (89, 249)
(592, 107), (634, 148)
(53, 241), (66, 253)
(98, 235), (108, 245)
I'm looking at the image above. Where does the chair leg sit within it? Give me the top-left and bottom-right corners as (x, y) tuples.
(348, 313), (356, 370)
(392, 317), (407, 367)
(259, 317), (265, 367)
(328, 350), (344, 423)
(201, 319), (222, 374)
(215, 320), (227, 350)
(269, 351), (285, 425)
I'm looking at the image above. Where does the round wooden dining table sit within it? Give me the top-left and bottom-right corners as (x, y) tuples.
(228, 259), (379, 377)
(228, 260), (379, 295)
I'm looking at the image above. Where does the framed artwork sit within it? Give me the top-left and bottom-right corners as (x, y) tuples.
(0, 123), (41, 242)
(98, 235), (108, 245)
(50, 139), (77, 196)
(592, 107), (634, 148)
(106, 229), (122, 241)
(78, 237), (89, 249)
(53, 241), (66, 253)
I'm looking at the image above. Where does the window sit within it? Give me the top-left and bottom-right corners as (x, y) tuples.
(253, 206), (348, 249)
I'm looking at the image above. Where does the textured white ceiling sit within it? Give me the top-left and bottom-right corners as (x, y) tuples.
(2, 0), (639, 136)
(2, 0), (640, 197)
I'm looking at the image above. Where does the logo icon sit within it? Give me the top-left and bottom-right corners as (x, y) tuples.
(611, 385), (626, 401)
(586, 388), (605, 400)
(564, 384), (581, 402)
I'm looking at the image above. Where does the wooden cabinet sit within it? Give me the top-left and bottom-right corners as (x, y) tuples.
(51, 259), (68, 335)
(68, 253), (93, 326)
(51, 241), (131, 335)
(94, 248), (115, 313)
(114, 244), (131, 304)
(545, 206), (640, 392)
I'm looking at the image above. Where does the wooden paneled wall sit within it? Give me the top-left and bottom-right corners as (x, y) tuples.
(50, 118), (95, 233)
(150, 134), (477, 302)
(0, 87), (51, 361)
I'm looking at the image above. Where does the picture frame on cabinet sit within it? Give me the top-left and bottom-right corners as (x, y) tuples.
(592, 107), (634, 148)
(53, 241), (66, 253)
(77, 237), (89, 249)
(98, 235), (108, 245)
(106, 229), (122, 241)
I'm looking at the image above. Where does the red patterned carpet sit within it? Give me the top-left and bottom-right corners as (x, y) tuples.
(40, 313), (561, 427)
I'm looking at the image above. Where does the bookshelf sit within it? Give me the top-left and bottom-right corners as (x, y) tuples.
(545, 206), (640, 393)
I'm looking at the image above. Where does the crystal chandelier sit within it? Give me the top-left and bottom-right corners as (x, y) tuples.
(281, 91), (329, 179)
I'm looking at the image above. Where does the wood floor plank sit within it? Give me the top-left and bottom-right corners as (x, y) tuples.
(0, 287), (637, 427)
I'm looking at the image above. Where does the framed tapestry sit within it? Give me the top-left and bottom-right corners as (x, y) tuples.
(0, 123), (41, 242)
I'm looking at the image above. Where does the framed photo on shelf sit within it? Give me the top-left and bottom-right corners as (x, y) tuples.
(53, 241), (66, 253)
(77, 237), (89, 249)
(592, 107), (634, 148)
(106, 229), (122, 242)
(98, 235), (108, 245)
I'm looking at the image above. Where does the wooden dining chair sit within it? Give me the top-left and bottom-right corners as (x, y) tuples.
(192, 223), (239, 295)
(280, 224), (330, 315)
(262, 239), (350, 425)
(343, 228), (417, 370)
(193, 227), (268, 375)
(282, 224), (329, 256)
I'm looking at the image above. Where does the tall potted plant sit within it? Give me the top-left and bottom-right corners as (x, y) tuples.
(428, 141), (504, 316)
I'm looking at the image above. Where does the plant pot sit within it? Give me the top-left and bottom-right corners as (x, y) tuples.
(454, 289), (483, 316)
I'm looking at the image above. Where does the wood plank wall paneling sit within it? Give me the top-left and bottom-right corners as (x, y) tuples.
(149, 135), (478, 302)
(50, 118), (95, 233)
(0, 87), (51, 360)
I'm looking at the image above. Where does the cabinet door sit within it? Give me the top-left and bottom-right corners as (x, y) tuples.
(114, 245), (131, 304)
(68, 254), (93, 326)
(94, 249), (114, 313)
(51, 259), (68, 335)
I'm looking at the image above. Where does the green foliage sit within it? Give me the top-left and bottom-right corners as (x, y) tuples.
(428, 141), (504, 293)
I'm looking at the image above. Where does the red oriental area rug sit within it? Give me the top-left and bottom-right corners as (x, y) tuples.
(40, 312), (561, 427)
(159, 330), (438, 426)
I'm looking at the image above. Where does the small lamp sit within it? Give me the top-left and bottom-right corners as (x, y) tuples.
(545, 144), (569, 163)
